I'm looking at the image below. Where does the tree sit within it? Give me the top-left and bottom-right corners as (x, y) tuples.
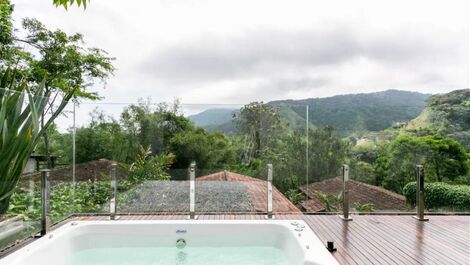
(418, 134), (468, 182)
(307, 126), (349, 182)
(169, 128), (236, 172)
(375, 133), (469, 193)
(234, 102), (283, 160)
(0, 0), (13, 60)
(53, 0), (89, 9)
(18, 18), (115, 166)
(120, 100), (193, 158)
(0, 2), (114, 213)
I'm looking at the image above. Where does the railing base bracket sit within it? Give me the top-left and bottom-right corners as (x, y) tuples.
(187, 215), (199, 220)
(339, 215), (352, 221)
(109, 216), (120, 220)
(413, 216), (428, 221)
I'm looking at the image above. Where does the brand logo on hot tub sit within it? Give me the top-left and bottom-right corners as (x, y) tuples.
(176, 229), (187, 234)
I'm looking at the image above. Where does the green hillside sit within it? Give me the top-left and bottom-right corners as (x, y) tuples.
(271, 89), (430, 136)
(407, 89), (470, 147)
(189, 90), (430, 136)
(188, 108), (236, 127)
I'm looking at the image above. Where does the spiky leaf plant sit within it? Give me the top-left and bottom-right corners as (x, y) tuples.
(0, 69), (74, 213)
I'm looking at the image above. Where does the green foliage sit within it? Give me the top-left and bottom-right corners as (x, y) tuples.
(0, 0), (13, 53)
(128, 146), (173, 182)
(0, 4), (114, 213)
(353, 202), (375, 212)
(307, 126), (349, 182)
(350, 161), (376, 185)
(234, 102), (283, 159)
(403, 181), (470, 211)
(408, 89), (470, 149)
(315, 191), (343, 212)
(9, 180), (110, 221)
(375, 133), (468, 193)
(270, 90), (430, 136)
(0, 69), (74, 213)
(170, 129), (236, 171)
(285, 189), (303, 205)
(53, 0), (88, 9)
(21, 18), (115, 100)
(8, 179), (137, 222)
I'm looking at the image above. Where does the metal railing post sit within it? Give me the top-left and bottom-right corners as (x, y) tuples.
(340, 165), (352, 221)
(188, 162), (197, 220)
(110, 163), (117, 220)
(413, 165), (428, 221)
(40, 169), (50, 236)
(266, 164), (273, 219)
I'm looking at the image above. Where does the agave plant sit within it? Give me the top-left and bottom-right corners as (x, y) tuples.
(0, 69), (74, 213)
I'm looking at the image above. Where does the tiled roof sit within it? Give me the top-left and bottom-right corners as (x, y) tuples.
(299, 177), (406, 212)
(198, 171), (301, 213)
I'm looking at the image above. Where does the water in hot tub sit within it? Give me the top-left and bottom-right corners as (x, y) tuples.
(61, 247), (290, 265)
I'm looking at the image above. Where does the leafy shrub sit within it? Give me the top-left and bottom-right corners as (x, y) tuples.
(128, 146), (173, 182)
(403, 181), (470, 210)
(8, 180), (134, 222)
(316, 191), (343, 212)
(353, 202), (375, 212)
(285, 189), (303, 205)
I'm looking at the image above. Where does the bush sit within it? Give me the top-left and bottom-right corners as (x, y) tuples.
(403, 181), (470, 210)
(285, 189), (303, 205)
(8, 180), (134, 222)
(128, 146), (173, 183)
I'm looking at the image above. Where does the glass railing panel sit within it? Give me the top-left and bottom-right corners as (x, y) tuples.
(0, 87), (52, 250)
(194, 168), (265, 215)
(117, 169), (188, 215)
(1, 176), (41, 250)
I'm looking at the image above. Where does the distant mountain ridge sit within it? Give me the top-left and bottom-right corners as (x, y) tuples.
(188, 108), (236, 127)
(270, 89), (431, 135)
(188, 90), (431, 136)
(406, 89), (470, 147)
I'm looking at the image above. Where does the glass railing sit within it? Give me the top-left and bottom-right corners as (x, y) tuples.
(0, 87), (49, 250)
(1, 97), (469, 252)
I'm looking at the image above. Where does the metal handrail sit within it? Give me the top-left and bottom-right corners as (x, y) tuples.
(340, 165), (352, 221)
(266, 164), (273, 219)
(110, 163), (117, 220)
(414, 165), (429, 221)
(188, 162), (197, 219)
(40, 169), (50, 235)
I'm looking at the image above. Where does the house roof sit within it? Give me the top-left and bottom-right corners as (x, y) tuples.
(198, 171), (301, 213)
(22, 159), (125, 182)
(299, 177), (406, 212)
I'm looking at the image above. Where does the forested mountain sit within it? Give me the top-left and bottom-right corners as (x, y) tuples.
(270, 90), (430, 135)
(188, 108), (236, 127)
(190, 90), (430, 136)
(406, 89), (470, 148)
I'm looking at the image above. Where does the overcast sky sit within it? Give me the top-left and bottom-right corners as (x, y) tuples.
(11, 0), (469, 107)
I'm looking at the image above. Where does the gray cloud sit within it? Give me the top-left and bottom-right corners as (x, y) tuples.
(140, 28), (359, 83)
(138, 27), (464, 85)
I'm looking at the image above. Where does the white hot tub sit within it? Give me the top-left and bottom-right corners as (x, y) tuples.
(0, 220), (339, 265)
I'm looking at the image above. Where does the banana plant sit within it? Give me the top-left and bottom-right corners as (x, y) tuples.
(0, 69), (74, 213)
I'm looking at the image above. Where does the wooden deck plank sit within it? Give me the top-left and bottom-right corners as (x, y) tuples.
(65, 214), (470, 265)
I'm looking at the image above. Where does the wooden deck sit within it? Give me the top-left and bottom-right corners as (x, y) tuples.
(77, 214), (470, 265)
